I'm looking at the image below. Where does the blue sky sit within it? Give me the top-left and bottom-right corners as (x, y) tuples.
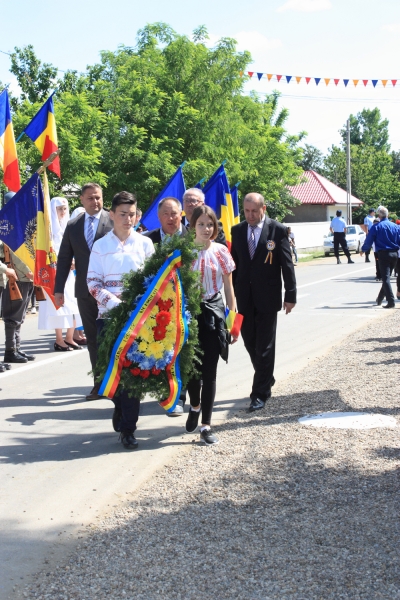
(1, 0), (399, 153)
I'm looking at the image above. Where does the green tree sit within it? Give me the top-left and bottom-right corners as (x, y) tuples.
(339, 108), (390, 152)
(10, 45), (58, 104)
(298, 144), (325, 173)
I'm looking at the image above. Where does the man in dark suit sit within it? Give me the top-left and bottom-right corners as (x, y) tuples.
(54, 183), (113, 400)
(182, 188), (227, 246)
(231, 193), (296, 412)
(143, 197), (187, 245)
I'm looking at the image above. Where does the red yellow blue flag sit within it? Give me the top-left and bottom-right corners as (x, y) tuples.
(35, 171), (57, 306)
(203, 164), (235, 248)
(0, 89), (21, 192)
(23, 93), (61, 177)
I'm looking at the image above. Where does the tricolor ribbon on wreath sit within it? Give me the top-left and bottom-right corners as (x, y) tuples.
(99, 250), (189, 413)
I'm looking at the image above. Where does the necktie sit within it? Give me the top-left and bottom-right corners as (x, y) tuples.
(86, 215), (95, 249)
(248, 225), (257, 259)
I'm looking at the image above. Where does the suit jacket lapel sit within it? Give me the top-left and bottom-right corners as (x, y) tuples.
(253, 218), (270, 260)
(94, 210), (109, 243)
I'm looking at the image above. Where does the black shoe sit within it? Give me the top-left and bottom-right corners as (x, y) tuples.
(249, 397), (266, 412)
(185, 407), (200, 433)
(112, 407), (122, 432)
(54, 342), (73, 352)
(348, 259), (355, 264)
(376, 296), (384, 306)
(120, 430), (138, 450)
(4, 350), (28, 363)
(86, 383), (104, 401)
(336, 258), (341, 264)
(383, 303), (395, 309)
(17, 350), (35, 361)
(0, 364), (6, 373)
(200, 428), (219, 445)
(64, 341), (83, 351)
(3, 363), (11, 370)
(365, 258), (371, 263)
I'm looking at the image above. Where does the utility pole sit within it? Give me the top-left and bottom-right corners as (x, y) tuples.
(346, 119), (352, 224)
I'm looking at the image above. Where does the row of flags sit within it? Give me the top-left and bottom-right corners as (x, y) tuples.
(242, 72), (399, 88)
(140, 163), (240, 248)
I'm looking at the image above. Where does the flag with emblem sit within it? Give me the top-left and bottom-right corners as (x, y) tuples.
(23, 93), (61, 177)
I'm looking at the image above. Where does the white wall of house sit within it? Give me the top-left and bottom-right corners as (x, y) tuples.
(282, 221), (331, 250)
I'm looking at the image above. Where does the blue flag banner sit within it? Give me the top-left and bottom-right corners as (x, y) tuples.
(230, 184), (240, 224)
(0, 172), (42, 271)
(286, 75), (292, 83)
(141, 166), (186, 231)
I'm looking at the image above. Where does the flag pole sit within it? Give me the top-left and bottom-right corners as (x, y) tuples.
(36, 149), (61, 175)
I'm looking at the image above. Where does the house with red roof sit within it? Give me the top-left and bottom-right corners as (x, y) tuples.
(284, 170), (363, 223)
(282, 171), (363, 250)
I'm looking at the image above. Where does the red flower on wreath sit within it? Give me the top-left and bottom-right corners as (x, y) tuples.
(153, 325), (167, 341)
(123, 358), (132, 368)
(158, 298), (172, 311)
(139, 369), (150, 379)
(156, 310), (171, 327)
(151, 367), (161, 375)
(130, 367), (141, 376)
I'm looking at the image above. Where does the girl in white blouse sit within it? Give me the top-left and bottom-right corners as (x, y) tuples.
(186, 206), (237, 445)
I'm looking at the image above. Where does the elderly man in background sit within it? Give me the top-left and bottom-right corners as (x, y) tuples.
(143, 197), (187, 244)
(361, 206), (400, 309)
(182, 188), (227, 246)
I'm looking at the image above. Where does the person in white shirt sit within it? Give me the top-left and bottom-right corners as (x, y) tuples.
(87, 191), (154, 450)
(185, 205), (237, 445)
(330, 210), (354, 265)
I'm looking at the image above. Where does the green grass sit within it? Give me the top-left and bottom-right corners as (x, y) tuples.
(297, 251), (326, 263)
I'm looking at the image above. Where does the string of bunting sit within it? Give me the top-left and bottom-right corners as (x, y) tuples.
(240, 72), (398, 88)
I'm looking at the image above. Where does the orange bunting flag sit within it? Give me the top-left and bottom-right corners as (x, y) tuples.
(324, 78), (330, 86)
(295, 76), (301, 83)
(239, 71), (243, 77)
(353, 79), (359, 86)
(381, 80), (387, 87)
(267, 74), (273, 81)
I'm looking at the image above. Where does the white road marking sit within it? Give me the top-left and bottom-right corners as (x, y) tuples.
(297, 294), (310, 299)
(297, 266), (374, 289)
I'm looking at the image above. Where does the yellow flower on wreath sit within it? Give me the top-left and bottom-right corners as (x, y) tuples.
(138, 340), (148, 353)
(147, 341), (165, 359)
(140, 326), (153, 343)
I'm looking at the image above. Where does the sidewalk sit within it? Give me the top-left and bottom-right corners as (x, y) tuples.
(21, 311), (399, 600)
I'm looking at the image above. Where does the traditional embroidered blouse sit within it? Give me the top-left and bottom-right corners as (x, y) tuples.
(87, 230), (154, 317)
(191, 242), (236, 300)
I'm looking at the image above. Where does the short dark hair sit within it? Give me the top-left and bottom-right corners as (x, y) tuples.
(336, 210), (342, 216)
(111, 191), (137, 211)
(368, 208), (375, 214)
(190, 205), (219, 240)
(81, 183), (102, 195)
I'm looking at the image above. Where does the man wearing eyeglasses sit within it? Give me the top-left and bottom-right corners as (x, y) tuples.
(182, 188), (227, 246)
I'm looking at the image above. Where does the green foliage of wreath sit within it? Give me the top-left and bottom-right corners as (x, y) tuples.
(96, 232), (202, 402)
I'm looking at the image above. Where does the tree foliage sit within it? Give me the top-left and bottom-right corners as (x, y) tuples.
(4, 24), (304, 220)
(298, 144), (324, 173)
(339, 108), (390, 152)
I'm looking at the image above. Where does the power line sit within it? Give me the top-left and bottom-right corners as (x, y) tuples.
(244, 91), (400, 104)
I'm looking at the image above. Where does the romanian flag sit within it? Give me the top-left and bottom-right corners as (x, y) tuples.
(203, 164), (235, 248)
(225, 308), (243, 338)
(0, 90), (21, 192)
(23, 93), (61, 177)
(0, 173), (42, 272)
(35, 171), (57, 306)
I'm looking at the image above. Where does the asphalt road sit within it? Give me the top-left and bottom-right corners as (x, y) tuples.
(0, 255), (392, 598)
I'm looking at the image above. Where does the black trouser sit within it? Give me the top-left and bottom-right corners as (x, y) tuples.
(2, 281), (33, 350)
(365, 248), (371, 262)
(397, 258), (400, 293)
(97, 319), (140, 432)
(77, 294), (99, 377)
(374, 252), (381, 279)
(241, 304), (277, 402)
(187, 316), (220, 426)
(333, 232), (351, 259)
(377, 250), (397, 305)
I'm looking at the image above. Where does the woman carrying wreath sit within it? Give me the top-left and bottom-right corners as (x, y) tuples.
(185, 205), (237, 445)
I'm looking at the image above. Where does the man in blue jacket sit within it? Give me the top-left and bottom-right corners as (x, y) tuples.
(361, 206), (400, 308)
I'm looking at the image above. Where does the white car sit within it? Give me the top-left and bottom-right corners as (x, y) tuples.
(324, 224), (366, 256)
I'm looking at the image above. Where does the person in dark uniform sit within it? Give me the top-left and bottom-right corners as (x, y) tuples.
(231, 193), (296, 412)
(330, 210), (354, 264)
(361, 206), (400, 309)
